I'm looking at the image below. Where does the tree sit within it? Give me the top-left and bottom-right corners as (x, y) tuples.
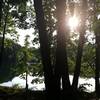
(0, 0), (30, 81)
(0, 38), (21, 82)
(92, 0), (100, 98)
(15, 35), (33, 91)
(24, 35), (30, 91)
(86, 0), (100, 97)
(55, 0), (71, 99)
(2, 0), (97, 99)
(72, 0), (88, 89)
(0, 0), (24, 67)
(0, 1), (10, 67)
(33, 0), (54, 99)
(95, 20), (100, 98)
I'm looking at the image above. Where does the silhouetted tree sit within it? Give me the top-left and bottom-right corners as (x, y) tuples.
(0, 2), (9, 67)
(33, 0), (54, 99)
(72, 0), (88, 90)
(55, 0), (71, 99)
(93, 0), (100, 98)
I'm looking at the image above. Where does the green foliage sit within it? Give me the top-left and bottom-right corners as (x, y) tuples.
(0, 0), (19, 44)
(15, 36), (33, 75)
(0, 38), (21, 83)
(67, 39), (77, 74)
(81, 43), (95, 77)
(15, 47), (43, 76)
(31, 77), (44, 84)
(12, 84), (23, 89)
(13, 34), (43, 79)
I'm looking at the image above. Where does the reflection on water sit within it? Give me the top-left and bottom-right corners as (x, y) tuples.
(0, 75), (95, 92)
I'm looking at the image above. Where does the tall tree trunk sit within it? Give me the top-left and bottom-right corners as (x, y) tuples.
(92, 0), (100, 98)
(25, 71), (28, 100)
(33, 0), (54, 99)
(94, 1), (100, 96)
(0, 3), (9, 67)
(72, 0), (87, 89)
(25, 71), (28, 91)
(95, 33), (100, 98)
(55, 0), (70, 99)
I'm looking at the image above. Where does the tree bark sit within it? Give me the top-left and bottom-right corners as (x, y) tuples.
(91, 0), (100, 98)
(95, 13), (100, 99)
(33, 0), (54, 99)
(55, 0), (70, 99)
(95, 33), (100, 98)
(72, 0), (87, 89)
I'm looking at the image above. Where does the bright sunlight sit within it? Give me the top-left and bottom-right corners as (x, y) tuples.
(68, 15), (79, 32)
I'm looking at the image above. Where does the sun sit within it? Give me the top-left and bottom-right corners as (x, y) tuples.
(68, 15), (79, 32)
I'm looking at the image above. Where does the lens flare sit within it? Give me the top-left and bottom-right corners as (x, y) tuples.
(68, 15), (79, 32)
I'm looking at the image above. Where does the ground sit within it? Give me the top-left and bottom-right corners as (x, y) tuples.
(0, 86), (98, 100)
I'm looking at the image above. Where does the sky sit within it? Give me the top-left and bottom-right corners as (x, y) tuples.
(16, 28), (34, 47)
(6, 28), (35, 47)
